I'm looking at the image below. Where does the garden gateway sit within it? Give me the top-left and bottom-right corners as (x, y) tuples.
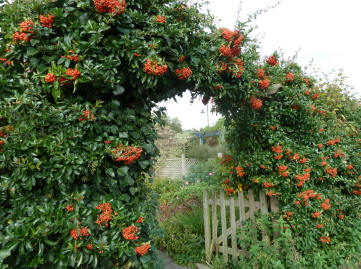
(0, 0), (360, 268)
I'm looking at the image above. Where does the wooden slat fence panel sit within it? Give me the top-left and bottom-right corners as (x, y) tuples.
(203, 189), (279, 263)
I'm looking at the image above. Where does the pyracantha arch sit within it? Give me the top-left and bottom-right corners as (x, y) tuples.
(0, 0), (360, 268)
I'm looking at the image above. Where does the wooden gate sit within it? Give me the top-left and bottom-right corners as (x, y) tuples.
(202, 189), (279, 262)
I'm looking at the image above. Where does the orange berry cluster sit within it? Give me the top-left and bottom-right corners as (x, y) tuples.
(249, 96), (262, 110)
(225, 187), (234, 195)
(352, 183), (361, 195)
(320, 236), (330, 244)
(113, 144), (142, 165)
(283, 211), (292, 221)
(66, 68), (81, 80)
(79, 110), (95, 122)
(122, 225), (139, 240)
(135, 243), (150, 256)
(278, 165), (289, 178)
(40, 14), (54, 28)
(258, 78), (270, 90)
(0, 57), (11, 66)
(144, 58), (168, 76)
(296, 190), (321, 207)
(96, 202), (113, 227)
(220, 28), (244, 57)
(66, 204), (74, 212)
(266, 55), (279, 66)
(61, 54), (79, 62)
(325, 167), (337, 178)
(13, 20), (34, 44)
(285, 72), (295, 82)
(175, 67), (192, 80)
(156, 15), (166, 23)
(122, 219), (149, 255)
(93, 0), (126, 16)
(235, 165), (245, 178)
(69, 226), (90, 240)
(44, 73), (56, 83)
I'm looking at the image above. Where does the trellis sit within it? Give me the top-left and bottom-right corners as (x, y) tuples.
(202, 189), (279, 262)
(155, 154), (199, 179)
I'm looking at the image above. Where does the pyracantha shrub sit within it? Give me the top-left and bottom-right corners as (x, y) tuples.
(0, 0), (360, 268)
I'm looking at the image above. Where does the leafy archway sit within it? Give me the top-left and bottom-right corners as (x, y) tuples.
(0, 0), (360, 268)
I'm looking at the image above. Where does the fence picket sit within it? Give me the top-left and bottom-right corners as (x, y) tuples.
(259, 191), (270, 245)
(229, 196), (237, 262)
(203, 190), (211, 261)
(248, 190), (256, 221)
(270, 197), (280, 239)
(211, 192), (218, 256)
(220, 190), (228, 263)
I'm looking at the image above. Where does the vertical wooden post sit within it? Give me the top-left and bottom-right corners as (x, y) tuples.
(270, 197), (280, 239)
(230, 196), (237, 262)
(203, 190), (211, 261)
(211, 192), (218, 256)
(248, 190), (256, 221)
(220, 190), (228, 262)
(238, 191), (246, 223)
(237, 191), (246, 244)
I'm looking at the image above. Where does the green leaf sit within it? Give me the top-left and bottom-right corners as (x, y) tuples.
(27, 47), (38, 57)
(139, 160), (149, 169)
(57, 57), (66, 65)
(125, 176), (134, 185)
(30, 57), (39, 67)
(37, 64), (48, 73)
(51, 86), (61, 102)
(117, 166), (129, 176)
(0, 249), (12, 259)
(118, 132), (128, 138)
(45, 240), (58, 246)
(113, 85), (125, 96)
(106, 168), (115, 177)
(129, 187), (137, 195)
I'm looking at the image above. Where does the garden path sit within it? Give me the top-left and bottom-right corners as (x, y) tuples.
(157, 250), (190, 269)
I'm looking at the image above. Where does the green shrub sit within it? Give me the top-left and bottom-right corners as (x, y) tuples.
(155, 206), (205, 267)
(185, 158), (220, 183)
(146, 178), (185, 198)
(158, 181), (218, 207)
(210, 214), (361, 269)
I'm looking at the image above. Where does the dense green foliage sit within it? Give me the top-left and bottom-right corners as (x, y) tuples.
(156, 207), (205, 267)
(0, 0), (360, 267)
(148, 178), (207, 267)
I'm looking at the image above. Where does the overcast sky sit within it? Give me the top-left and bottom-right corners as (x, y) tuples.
(158, 0), (361, 130)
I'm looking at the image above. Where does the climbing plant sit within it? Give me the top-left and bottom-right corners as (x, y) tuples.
(0, 0), (360, 268)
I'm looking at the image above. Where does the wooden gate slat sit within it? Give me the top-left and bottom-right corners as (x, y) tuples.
(229, 196), (237, 262)
(211, 192), (218, 256)
(248, 190), (256, 221)
(203, 190), (211, 261)
(220, 190), (228, 263)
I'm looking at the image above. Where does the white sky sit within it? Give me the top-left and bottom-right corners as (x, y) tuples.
(158, 0), (361, 130)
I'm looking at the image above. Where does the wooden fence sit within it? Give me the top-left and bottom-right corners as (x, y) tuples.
(202, 189), (279, 263)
